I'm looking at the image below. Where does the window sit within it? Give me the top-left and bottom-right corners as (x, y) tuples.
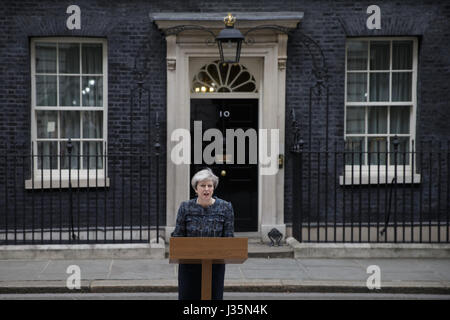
(343, 38), (419, 184)
(29, 38), (108, 188)
(192, 60), (258, 93)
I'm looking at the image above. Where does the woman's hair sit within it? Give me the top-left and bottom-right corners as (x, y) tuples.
(191, 168), (219, 190)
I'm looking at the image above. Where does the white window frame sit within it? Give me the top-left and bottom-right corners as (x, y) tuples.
(27, 37), (109, 189)
(342, 37), (420, 185)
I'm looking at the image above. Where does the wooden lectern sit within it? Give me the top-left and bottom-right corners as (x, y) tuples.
(169, 237), (248, 300)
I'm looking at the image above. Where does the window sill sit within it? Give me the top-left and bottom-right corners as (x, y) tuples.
(339, 174), (421, 186)
(25, 177), (110, 189)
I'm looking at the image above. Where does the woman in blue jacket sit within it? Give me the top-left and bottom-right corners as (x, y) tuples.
(171, 168), (234, 300)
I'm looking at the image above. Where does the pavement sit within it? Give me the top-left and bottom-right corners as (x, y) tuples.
(1, 256), (450, 295)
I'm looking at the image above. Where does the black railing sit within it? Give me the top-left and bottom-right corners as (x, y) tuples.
(0, 146), (161, 245)
(1, 139), (449, 245)
(291, 139), (450, 243)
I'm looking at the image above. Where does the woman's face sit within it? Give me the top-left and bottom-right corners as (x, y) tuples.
(195, 179), (214, 202)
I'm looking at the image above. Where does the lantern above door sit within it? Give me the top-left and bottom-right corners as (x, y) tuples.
(215, 13), (245, 64)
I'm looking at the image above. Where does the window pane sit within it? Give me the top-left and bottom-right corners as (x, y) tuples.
(370, 41), (390, 70)
(234, 82), (256, 92)
(347, 41), (368, 70)
(217, 87), (231, 93)
(346, 107), (365, 134)
(207, 63), (221, 84)
(218, 62), (229, 84)
(347, 73), (367, 102)
(228, 64), (241, 84)
(60, 141), (80, 169)
(59, 76), (80, 106)
(82, 44), (103, 74)
(35, 43), (56, 73)
(231, 72), (251, 89)
(369, 73), (389, 101)
(390, 106), (410, 134)
(36, 111), (58, 139)
(82, 76), (103, 106)
(390, 137), (410, 165)
(59, 43), (80, 74)
(393, 41), (413, 70)
(198, 70), (214, 88)
(368, 107), (387, 134)
(220, 41), (239, 65)
(83, 111), (103, 138)
(37, 141), (58, 169)
(36, 75), (57, 106)
(345, 137), (365, 165)
(368, 137), (387, 165)
(392, 72), (412, 101)
(61, 111), (80, 138)
(83, 142), (104, 169)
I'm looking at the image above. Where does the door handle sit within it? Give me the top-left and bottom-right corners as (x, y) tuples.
(221, 170), (226, 177)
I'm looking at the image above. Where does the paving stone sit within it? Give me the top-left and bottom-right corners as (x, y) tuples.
(108, 260), (174, 280)
(41, 260), (111, 279)
(0, 261), (50, 281)
(380, 271), (445, 282)
(241, 268), (308, 280)
(298, 259), (362, 268)
(304, 266), (368, 281)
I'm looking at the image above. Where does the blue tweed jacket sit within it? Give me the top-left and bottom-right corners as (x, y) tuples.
(171, 197), (234, 238)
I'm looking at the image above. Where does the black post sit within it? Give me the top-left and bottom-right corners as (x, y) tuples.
(49, 142), (53, 243)
(411, 140), (415, 243)
(393, 135), (399, 243)
(429, 141), (433, 242)
(67, 139), (76, 241)
(381, 137), (400, 239)
(4, 143), (8, 244)
(31, 142), (35, 243)
(104, 142), (108, 243)
(447, 140), (450, 243)
(291, 139), (304, 241)
(290, 109), (304, 242)
(154, 112), (161, 243)
(438, 141), (442, 243)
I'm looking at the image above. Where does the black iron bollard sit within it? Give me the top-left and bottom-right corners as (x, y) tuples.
(392, 135), (399, 242)
(154, 111), (161, 244)
(291, 139), (304, 242)
(67, 139), (77, 241)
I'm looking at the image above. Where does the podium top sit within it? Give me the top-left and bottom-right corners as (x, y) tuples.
(169, 237), (248, 264)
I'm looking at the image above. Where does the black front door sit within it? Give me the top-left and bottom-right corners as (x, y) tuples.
(190, 99), (258, 232)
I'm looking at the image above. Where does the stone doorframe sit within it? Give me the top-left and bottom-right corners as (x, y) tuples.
(151, 12), (303, 242)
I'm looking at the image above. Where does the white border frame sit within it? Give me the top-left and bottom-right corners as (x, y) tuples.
(163, 34), (288, 241)
(28, 37), (108, 188)
(343, 37), (419, 184)
(189, 56), (262, 233)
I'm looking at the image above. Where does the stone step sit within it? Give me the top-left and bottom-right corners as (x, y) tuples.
(247, 242), (294, 258)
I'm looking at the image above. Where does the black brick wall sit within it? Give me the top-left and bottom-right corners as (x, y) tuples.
(283, 0), (450, 227)
(0, 0), (449, 239)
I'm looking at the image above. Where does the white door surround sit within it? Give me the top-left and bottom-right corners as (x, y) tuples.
(151, 12), (303, 242)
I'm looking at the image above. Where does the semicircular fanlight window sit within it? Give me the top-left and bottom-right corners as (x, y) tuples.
(192, 61), (257, 93)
